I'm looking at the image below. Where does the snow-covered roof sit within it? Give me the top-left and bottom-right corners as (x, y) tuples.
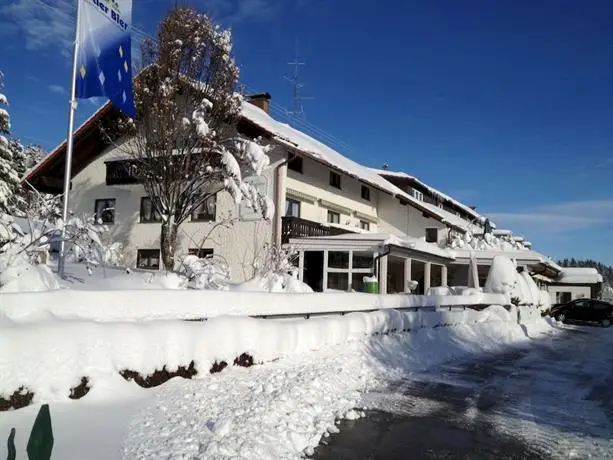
(418, 201), (480, 233)
(492, 229), (513, 236)
(288, 232), (454, 260)
(369, 167), (490, 225)
(240, 103), (458, 229)
(451, 248), (562, 271)
(557, 267), (603, 285)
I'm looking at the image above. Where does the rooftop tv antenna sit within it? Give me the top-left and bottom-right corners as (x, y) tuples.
(284, 38), (313, 122)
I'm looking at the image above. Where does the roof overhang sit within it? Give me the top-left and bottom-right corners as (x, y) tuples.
(288, 233), (455, 264)
(23, 103), (118, 194)
(451, 249), (562, 273)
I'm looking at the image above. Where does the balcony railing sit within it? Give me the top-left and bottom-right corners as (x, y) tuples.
(281, 216), (354, 244)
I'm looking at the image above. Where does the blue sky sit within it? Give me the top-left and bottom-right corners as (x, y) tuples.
(1, 0), (612, 264)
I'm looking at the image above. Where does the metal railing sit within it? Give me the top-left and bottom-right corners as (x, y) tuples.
(281, 216), (354, 244)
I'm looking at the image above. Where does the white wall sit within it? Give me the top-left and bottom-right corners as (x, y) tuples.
(285, 157), (379, 231)
(69, 140), (282, 282)
(377, 192), (448, 243)
(547, 285), (592, 303)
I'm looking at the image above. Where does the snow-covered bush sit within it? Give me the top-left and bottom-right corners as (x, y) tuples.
(448, 229), (529, 252)
(0, 210), (121, 290)
(236, 245), (313, 293)
(178, 254), (230, 290)
(0, 214), (59, 292)
(483, 256), (541, 306)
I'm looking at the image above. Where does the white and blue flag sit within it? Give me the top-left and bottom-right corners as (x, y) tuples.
(76, 0), (135, 118)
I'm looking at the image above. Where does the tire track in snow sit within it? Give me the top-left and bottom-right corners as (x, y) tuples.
(317, 327), (613, 459)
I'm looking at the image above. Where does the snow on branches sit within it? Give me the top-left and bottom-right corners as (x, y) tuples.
(112, 6), (273, 269)
(0, 70), (22, 214)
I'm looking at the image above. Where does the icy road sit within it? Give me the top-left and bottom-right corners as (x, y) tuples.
(315, 326), (613, 460)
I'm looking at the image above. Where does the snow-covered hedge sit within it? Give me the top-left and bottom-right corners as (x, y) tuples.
(1, 305), (520, 408)
(483, 255), (551, 308)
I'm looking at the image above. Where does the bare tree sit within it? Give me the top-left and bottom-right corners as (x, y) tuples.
(114, 7), (272, 269)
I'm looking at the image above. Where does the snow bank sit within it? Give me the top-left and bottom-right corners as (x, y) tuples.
(0, 289), (508, 323)
(0, 305), (557, 460)
(0, 306), (516, 402)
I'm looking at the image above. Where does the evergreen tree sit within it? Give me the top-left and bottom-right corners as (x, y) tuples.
(0, 70), (21, 214)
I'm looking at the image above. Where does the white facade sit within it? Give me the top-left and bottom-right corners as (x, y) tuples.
(285, 157), (379, 232)
(70, 140), (285, 281)
(67, 131), (459, 285)
(548, 285), (592, 303)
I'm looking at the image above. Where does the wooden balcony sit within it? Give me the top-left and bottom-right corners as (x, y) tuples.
(281, 216), (354, 244)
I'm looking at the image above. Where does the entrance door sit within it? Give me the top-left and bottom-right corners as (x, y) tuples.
(303, 251), (324, 292)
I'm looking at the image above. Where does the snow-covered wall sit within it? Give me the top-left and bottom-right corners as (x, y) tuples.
(0, 305), (536, 406)
(377, 192), (447, 244)
(69, 140), (282, 281)
(0, 289), (510, 323)
(547, 285), (591, 303)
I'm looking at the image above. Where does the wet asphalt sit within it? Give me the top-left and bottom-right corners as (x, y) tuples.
(314, 326), (613, 460)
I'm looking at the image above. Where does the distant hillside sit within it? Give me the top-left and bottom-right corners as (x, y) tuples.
(557, 259), (613, 286)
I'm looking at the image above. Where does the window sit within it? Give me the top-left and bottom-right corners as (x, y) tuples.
(188, 248), (214, 258)
(329, 171), (341, 189)
(328, 251), (349, 269)
(360, 220), (370, 231)
(574, 300), (591, 308)
(94, 198), (115, 224)
(285, 198), (301, 217)
(106, 159), (140, 185)
(140, 197), (162, 223)
(137, 249), (160, 270)
(411, 188), (424, 201)
(288, 154), (303, 173)
(361, 185), (370, 201)
(324, 250), (373, 292)
(191, 194), (216, 221)
(425, 227), (438, 243)
(327, 210), (340, 224)
(327, 272), (349, 291)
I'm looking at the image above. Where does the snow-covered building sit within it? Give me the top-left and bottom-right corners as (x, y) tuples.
(547, 267), (603, 303)
(22, 93), (566, 295)
(25, 95), (468, 291)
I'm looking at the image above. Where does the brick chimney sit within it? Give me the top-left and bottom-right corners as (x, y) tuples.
(247, 92), (271, 113)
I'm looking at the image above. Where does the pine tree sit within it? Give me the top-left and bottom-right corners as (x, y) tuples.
(0, 71), (21, 214)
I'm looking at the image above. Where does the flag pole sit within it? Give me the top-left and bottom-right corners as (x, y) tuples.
(58, 0), (82, 279)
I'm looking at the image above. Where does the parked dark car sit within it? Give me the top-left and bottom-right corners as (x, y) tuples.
(549, 299), (613, 327)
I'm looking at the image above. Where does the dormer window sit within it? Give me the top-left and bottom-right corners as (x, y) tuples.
(411, 189), (423, 201)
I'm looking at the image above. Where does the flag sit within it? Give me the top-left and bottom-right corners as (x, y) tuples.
(76, 0), (135, 118)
